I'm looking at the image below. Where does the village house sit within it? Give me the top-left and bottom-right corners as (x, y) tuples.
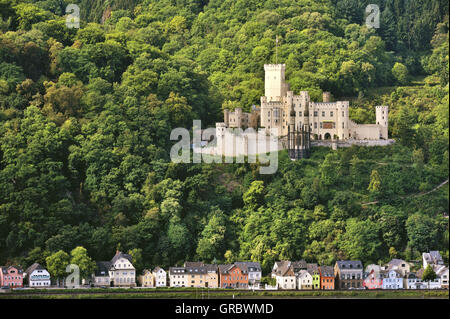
(406, 272), (424, 289)
(139, 269), (155, 287)
(307, 263), (320, 290)
(153, 267), (167, 287)
(363, 269), (383, 289)
(234, 262), (262, 288)
(169, 267), (187, 287)
(319, 266), (335, 290)
(0, 266), (23, 288)
(334, 260), (364, 290)
(436, 266), (449, 289)
(416, 267), (442, 289)
(386, 258), (410, 276)
(25, 263), (51, 288)
(297, 269), (313, 290)
(422, 251), (444, 268)
(382, 269), (404, 289)
(218, 264), (248, 289)
(271, 261), (296, 290)
(93, 261), (111, 287)
(93, 251), (136, 287)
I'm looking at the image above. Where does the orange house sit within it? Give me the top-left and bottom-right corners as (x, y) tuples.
(319, 266), (335, 290)
(219, 264), (248, 289)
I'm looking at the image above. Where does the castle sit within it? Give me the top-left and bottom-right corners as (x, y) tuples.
(218, 64), (389, 141)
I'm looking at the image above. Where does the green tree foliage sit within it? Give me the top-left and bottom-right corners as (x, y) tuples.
(422, 264), (437, 282)
(70, 246), (96, 279)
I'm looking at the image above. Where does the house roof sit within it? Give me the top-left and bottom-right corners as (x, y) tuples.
(95, 261), (112, 276)
(291, 260), (307, 270)
(336, 260), (363, 270)
(234, 262), (261, 272)
(153, 266), (164, 273)
(298, 270), (312, 278)
(25, 263), (46, 275)
(110, 251), (133, 265)
(387, 259), (407, 267)
(169, 267), (186, 275)
(319, 266), (334, 277)
(184, 261), (204, 268)
(423, 251), (444, 265)
(273, 262), (294, 277)
(306, 263), (319, 275)
(204, 264), (218, 272)
(382, 269), (403, 278)
(218, 264), (245, 274)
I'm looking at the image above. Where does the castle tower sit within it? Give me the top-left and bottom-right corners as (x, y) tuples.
(376, 106), (389, 139)
(323, 92), (331, 103)
(264, 64), (288, 101)
(224, 109), (230, 127)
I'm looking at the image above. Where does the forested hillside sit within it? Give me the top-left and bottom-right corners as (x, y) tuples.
(0, 0), (448, 274)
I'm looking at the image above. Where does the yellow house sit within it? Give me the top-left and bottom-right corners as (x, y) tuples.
(139, 269), (155, 287)
(184, 262), (219, 288)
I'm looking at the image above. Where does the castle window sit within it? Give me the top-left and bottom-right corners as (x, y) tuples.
(322, 111), (325, 117)
(320, 123), (323, 129)
(330, 111), (334, 117)
(342, 122), (344, 128)
(299, 111), (302, 117)
(314, 111), (318, 117)
(342, 111), (344, 117)
(314, 123), (317, 129)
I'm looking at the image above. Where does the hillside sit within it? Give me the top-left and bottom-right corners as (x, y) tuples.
(0, 0), (448, 274)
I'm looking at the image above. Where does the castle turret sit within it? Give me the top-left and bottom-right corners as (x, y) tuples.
(224, 109), (230, 127)
(264, 64), (288, 101)
(376, 106), (389, 139)
(323, 92), (331, 103)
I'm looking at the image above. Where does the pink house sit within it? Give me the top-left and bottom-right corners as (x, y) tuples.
(363, 269), (383, 289)
(0, 266), (24, 288)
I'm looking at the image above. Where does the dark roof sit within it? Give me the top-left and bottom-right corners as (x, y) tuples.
(204, 264), (219, 272)
(387, 259), (407, 267)
(307, 263), (319, 274)
(169, 267), (186, 275)
(110, 251), (133, 264)
(184, 262), (204, 268)
(336, 260), (363, 270)
(319, 266), (334, 277)
(291, 260), (307, 270)
(25, 263), (46, 275)
(95, 261), (111, 276)
(234, 262), (261, 272)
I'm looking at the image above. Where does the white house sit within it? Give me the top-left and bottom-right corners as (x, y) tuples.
(108, 251), (136, 287)
(93, 261), (111, 287)
(436, 266), (448, 289)
(153, 267), (167, 287)
(297, 270), (313, 290)
(406, 272), (425, 289)
(169, 267), (187, 287)
(417, 267), (441, 289)
(271, 261), (296, 290)
(25, 263), (51, 288)
(382, 269), (403, 289)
